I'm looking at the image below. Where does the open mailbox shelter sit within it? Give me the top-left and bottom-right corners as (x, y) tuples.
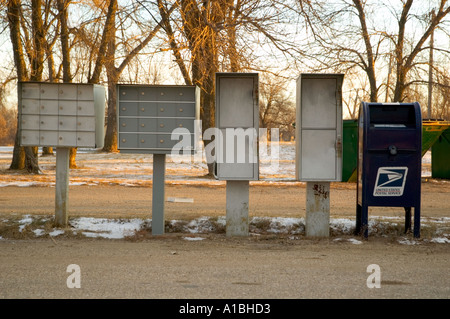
(356, 102), (422, 238)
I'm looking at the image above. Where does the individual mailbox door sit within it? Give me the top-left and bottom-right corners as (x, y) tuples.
(58, 84), (77, 100)
(39, 131), (58, 145)
(215, 73), (259, 181)
(39, 100), (59, 115)
(138, 102), (157, 116)
(77, 84), (94, 100)
(58, 116), (77, 131)
(76, 132), (96, 147)
(21, 130), (40, 145)
(21, 115), (40, 130)
(76, 117), (95, 131)
(21, 83), (40, 99)
(21, 99), (40, 114)
(138, 118), (157, 132)
(58, 100), (77, 116)
(77, 101), (95, 116)
(39, 116), (59, 131)
(295, 73), (344, 182)
(40, 83), (59, 100)
(58, 131), (77, 146)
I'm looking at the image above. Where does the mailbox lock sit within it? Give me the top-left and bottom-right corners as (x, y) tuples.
(122, 91), (126, 95)
(59, 136), (63, 140)
(179, 124), (183, 127)
(60, 106), (63, 110)
(141, 139), (145, 143)
(122, 107), (126, 111)
(122, 139), (126, 143)
(122, 123), (126, 127)
(141, 123), (145, 127)
(389, 145), (397, 156)
(160, 92), (164, 96)
(60, 121), (63, 125)
(160, 108), (164, 112)
(160, 124), (165, 128)
(160, 139), (164, 143)
(179, 108), (183, 112)
(141, 108), (145, 112)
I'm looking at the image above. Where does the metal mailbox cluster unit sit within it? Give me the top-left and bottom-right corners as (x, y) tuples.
(117, 84), (200, 154)
(19, 82), (106, 148)
(116, 84), (200, 235)
(18, 82), (106, 226)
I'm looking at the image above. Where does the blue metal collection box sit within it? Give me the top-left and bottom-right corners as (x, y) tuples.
(356, 102), (422, 238)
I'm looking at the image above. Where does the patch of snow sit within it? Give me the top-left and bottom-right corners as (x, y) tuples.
(182, 236), (205, 241)
(49, 229), (65, 237)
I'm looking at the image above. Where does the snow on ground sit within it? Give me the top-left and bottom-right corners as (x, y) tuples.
(1, 213), (448, 245)
(0, 143), (448, 244)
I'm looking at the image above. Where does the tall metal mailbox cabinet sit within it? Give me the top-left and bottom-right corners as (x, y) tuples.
(215, 73), (259, 181)
(295, 73), (344, 182)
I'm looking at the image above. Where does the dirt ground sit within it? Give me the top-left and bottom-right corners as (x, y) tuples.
(0, 181), (449, 299)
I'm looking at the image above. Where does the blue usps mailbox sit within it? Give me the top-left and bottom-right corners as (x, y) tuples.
(356, 102), (422, 238)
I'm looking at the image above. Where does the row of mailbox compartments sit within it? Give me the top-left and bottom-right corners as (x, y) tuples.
(21, 83), (99, 100)
(119, 118), (195, 133)
(21, 115), (96, 131)
(118, 87), (196, 101)
(119, 133), (194, 150)
(119, 102), (195, 117)
(21, 130), (96, 147)
(21, 99), (96, 116)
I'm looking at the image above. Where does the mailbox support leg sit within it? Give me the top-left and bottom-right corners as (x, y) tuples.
(226, 180), (249, 237)
(306, 182), (330, 237)
(55, 147), (70, 227)
(152, 154), (166, 235)
(414, 206), (420, 238)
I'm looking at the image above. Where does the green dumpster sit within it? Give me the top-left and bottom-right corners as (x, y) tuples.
(342, 119), (358, 182)
(432, 127), (450, 179)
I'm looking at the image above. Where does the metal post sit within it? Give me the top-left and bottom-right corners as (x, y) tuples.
(226, 180), (249, 237)
(306, 182), (330, 237)
(152, 154), (166, 235)
(55, 147), (70, 227)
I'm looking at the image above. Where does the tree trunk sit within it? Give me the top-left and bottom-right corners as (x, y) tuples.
(102, 75), (118, 152)
(8, 0), (26, 170)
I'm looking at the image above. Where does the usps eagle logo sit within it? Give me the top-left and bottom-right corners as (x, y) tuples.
(373, 167), (408, 197)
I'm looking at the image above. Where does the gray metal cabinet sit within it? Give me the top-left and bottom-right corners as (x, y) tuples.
(295, 73), (344, 182)
(116, 84), (200, 154)
(18, 82), (106, 148)
(215, 73), (259, 181)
